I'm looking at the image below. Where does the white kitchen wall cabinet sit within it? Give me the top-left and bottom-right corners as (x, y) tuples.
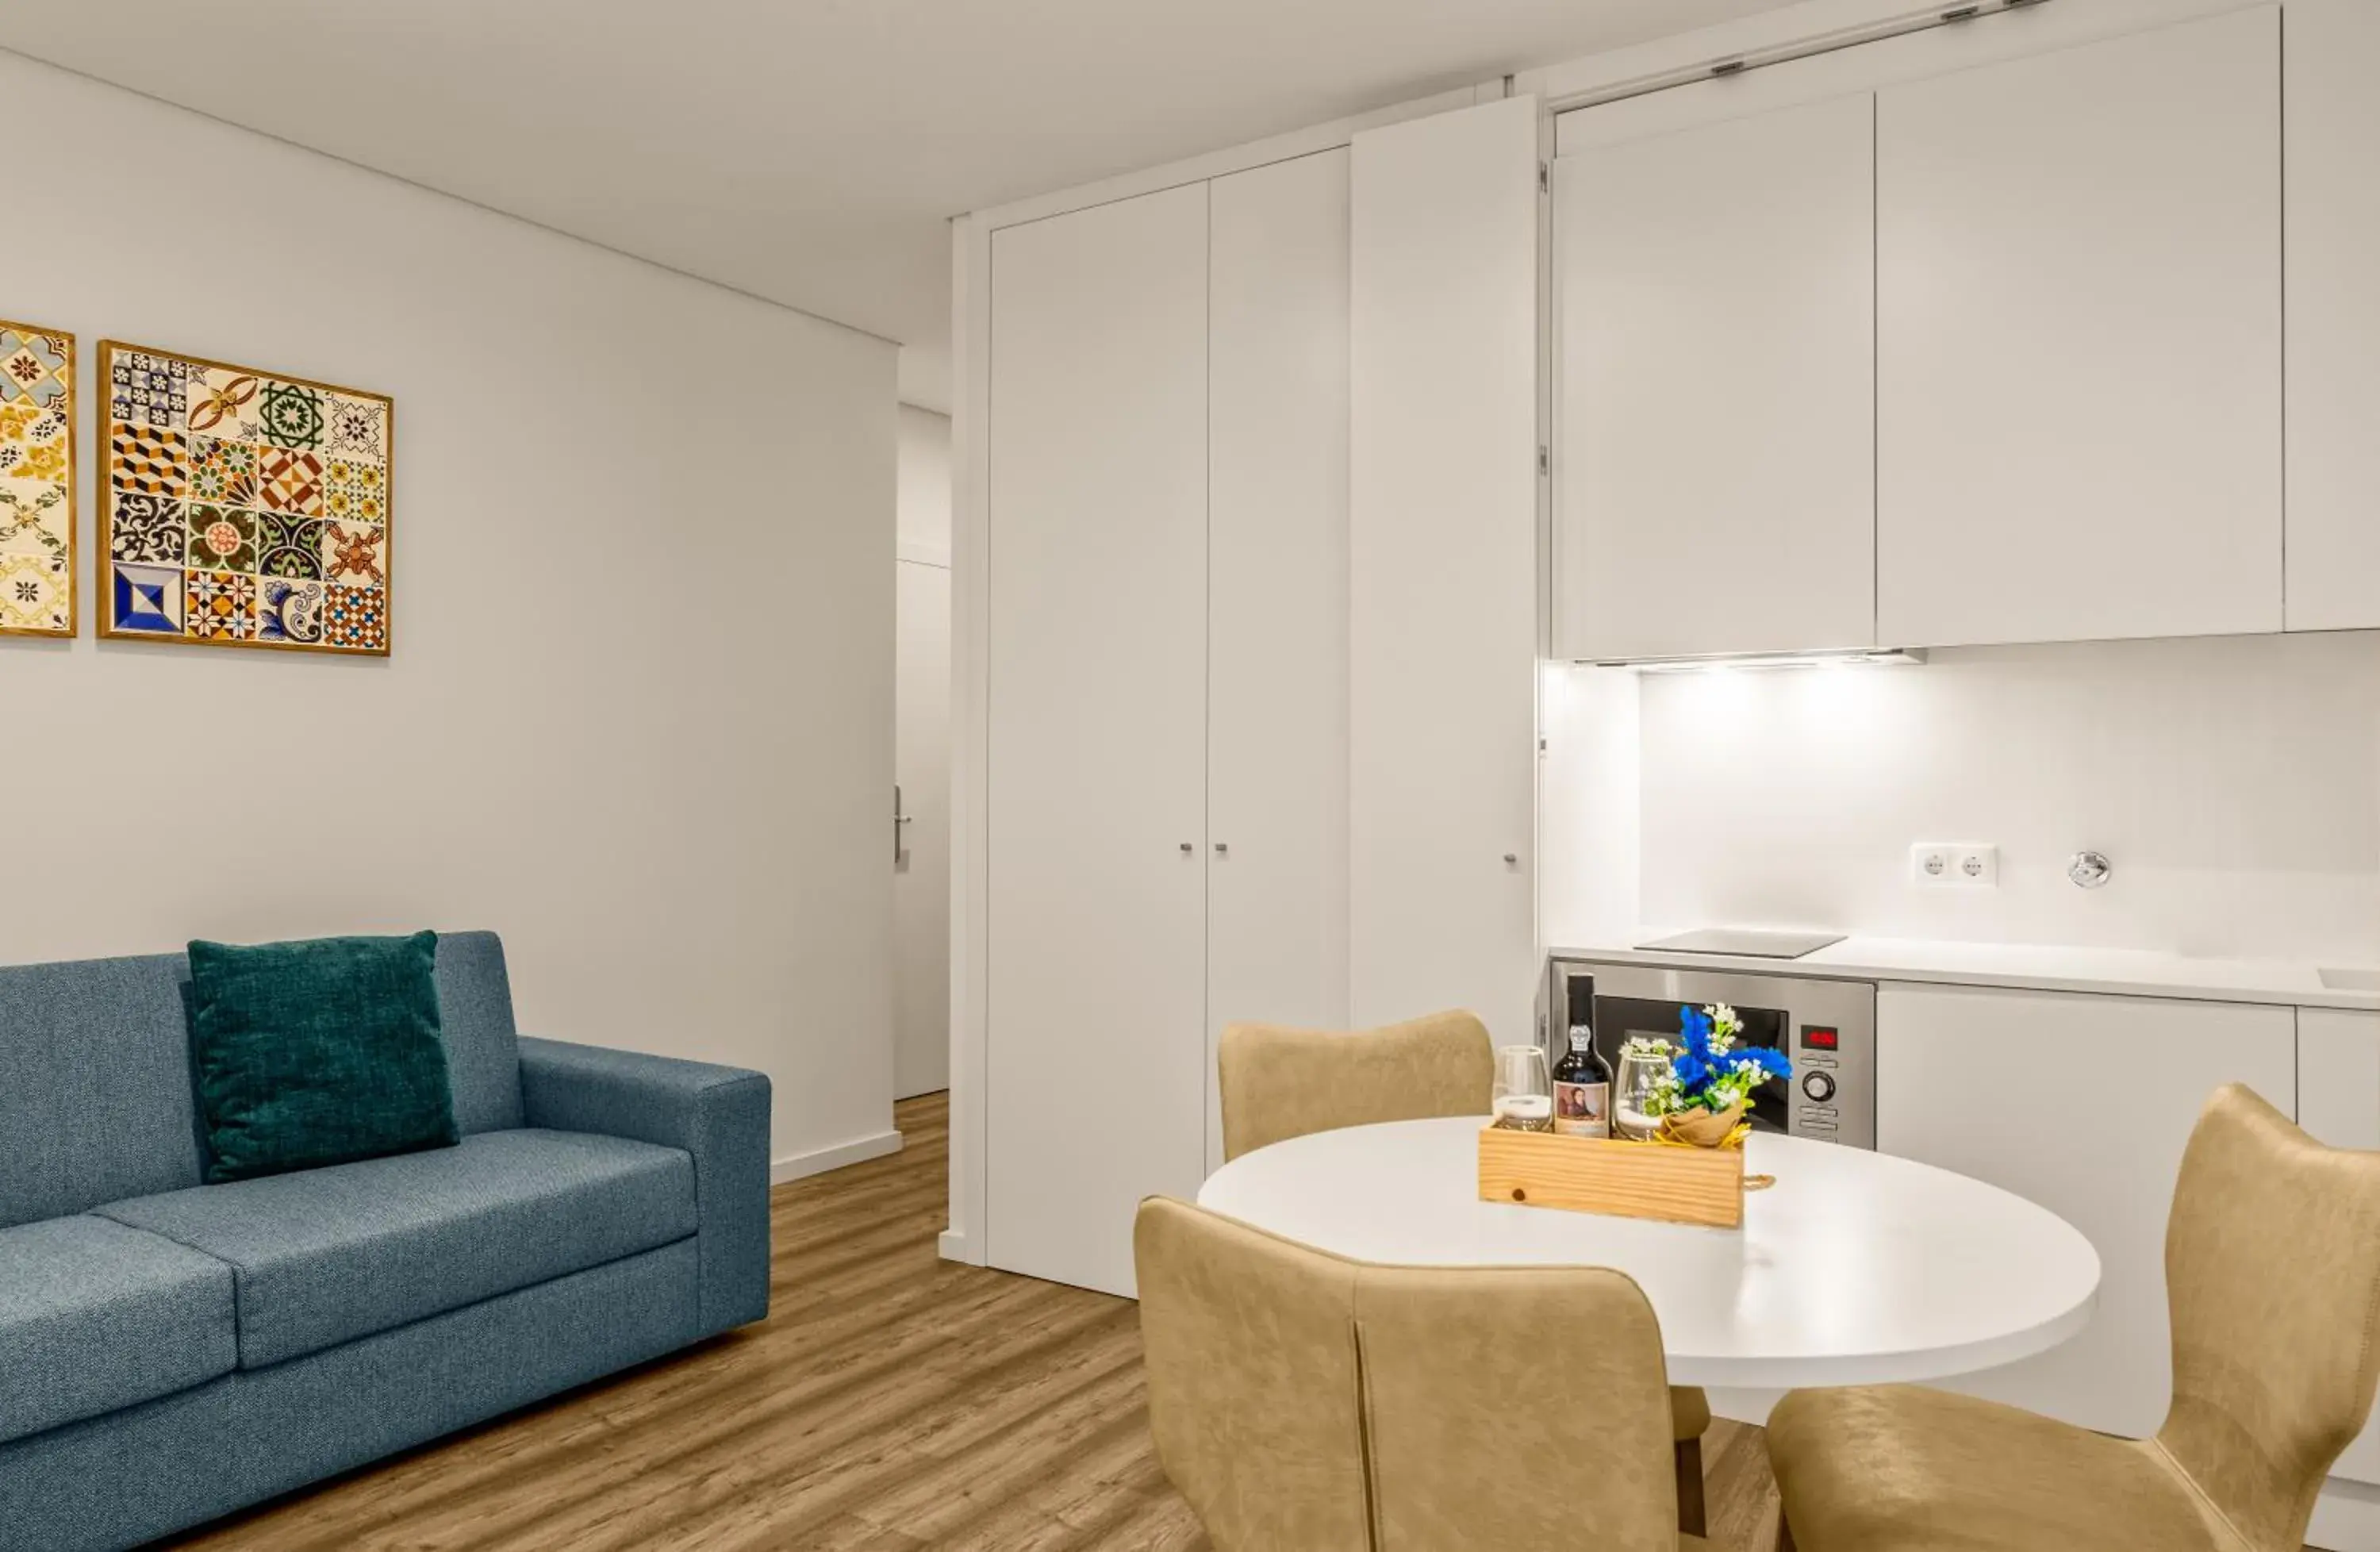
(2285, 0), (2380, 632)
(1875, 7), (2283, 647)
(1349, 95), (1541, 1045)
(1205, 148), (1353, 1174)
(2295, 1008), (2380, 1487)
(1875, 982), (2295, 1440)
(985, 183), (1213, 1298)
(1554, 92), (1875, 662)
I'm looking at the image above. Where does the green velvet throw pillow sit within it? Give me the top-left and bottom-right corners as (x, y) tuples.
(187, 932), (459, 1183)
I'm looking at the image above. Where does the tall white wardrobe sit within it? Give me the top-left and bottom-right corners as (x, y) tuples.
(981, 98), (1539, 1298)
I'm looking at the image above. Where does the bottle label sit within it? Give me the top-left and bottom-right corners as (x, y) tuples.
(1554, 1081), (1609, 1138)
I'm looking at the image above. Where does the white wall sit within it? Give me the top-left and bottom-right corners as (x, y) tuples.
(0, 48), (900, 1177)
(896, 405), (953, 560)
(1542, 633), (2380, 965)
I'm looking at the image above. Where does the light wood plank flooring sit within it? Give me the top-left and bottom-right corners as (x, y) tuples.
(164, 1091), (1784, 1550)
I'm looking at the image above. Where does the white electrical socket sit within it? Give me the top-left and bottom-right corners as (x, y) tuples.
(1912, 842), (1998, 889)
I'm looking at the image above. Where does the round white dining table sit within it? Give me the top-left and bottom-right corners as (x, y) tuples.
(1196, 1117), (2102, 1391)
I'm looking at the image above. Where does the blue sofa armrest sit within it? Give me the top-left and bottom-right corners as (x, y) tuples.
(516, 1037), (770, 1335)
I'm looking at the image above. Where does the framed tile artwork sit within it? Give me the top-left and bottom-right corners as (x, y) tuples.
(97, 340), (393, 655)
(0, 318), (76, 637)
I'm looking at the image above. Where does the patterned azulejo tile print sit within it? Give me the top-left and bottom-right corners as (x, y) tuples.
(0, 551), (67, 633)
(111, 421), (188, 499)
(324, 583), (386, 651)
(185, 570), (256, 642)
(324, 395), (387, 465)
(109, 350), (191, 430)
(0, 319), (72, 635)
(323, 457), (386, 523)
(101, 343), (391, 653)
(186, 505), (259, 573)
(256, 576), (326, 645)
(0, 328), (67, 409)
(256, 512), (324, 580)
(258, 447), (324, 517)
(186, 367), (264, 442)
(109, 492), (182, 564)
(110, 563), (182, 635)
(188, 435), (259, 505)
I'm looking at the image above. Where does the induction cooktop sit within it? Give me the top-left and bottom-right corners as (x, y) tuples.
(1634, 928), (1848, 960)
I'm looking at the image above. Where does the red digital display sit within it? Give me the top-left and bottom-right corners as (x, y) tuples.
(1801, 1025), (1839, 1051)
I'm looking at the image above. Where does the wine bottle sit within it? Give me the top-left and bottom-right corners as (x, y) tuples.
(1553, 1022), (1612, 1139)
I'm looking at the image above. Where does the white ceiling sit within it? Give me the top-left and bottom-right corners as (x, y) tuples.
(0, 0), (1795, 412)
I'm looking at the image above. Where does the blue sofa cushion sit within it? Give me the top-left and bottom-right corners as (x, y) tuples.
(96, 1128), (697, 1369)
(0, 1216), (237, 1446)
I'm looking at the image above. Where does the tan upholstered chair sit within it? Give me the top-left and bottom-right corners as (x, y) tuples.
(1135, 1196), (1707, 1551)
(1217, 1012), (1715, 1532)
(1768, 1084), (2380, 1552)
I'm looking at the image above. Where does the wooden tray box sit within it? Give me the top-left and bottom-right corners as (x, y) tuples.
(1477, 1124), (1745, 1229)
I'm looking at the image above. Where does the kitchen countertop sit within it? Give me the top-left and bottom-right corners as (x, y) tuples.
(1549, 932), (2380, 1012)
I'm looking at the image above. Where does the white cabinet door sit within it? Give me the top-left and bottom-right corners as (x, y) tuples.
(1875, 8), (2282, 647)
(1875, 983), (2295, 1439)
(1555, 93), (1875, 661)
(986, 183), (1210, 1297)
(2285, 0), (2380, 632)
(1349, 97), (1540, 1046)
(2297, 1008), (2380, 1485)
(1206, 149), (1353, 1176)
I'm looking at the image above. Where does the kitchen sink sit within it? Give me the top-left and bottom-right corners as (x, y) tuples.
(2320, 967), (2380, 993)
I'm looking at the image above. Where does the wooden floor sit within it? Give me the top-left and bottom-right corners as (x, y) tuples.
(167, 1091), (1785, 1550)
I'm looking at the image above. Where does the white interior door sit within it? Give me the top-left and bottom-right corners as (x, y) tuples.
(1206, 148), (1353, 1175)
(985, 183), (1210, 1299)
(893, 556), (951, 1101)
(1556, 91), (1875, 662)
(1349, 97), (1541, 1046)
(1875, 7), (2282, 647)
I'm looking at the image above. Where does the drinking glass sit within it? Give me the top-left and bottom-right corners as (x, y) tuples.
(1614, 1039), (1672, 1141)
(1491, 1045), (1553, 1131)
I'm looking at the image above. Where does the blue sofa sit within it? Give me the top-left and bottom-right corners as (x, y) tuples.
(0, 931), (771, 1550)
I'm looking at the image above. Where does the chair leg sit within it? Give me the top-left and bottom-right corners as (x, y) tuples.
(1776, 1508), (1797, 1552)
(1674, 1436), (1707, 1538)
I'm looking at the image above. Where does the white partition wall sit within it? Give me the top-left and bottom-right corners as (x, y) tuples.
(985, 185), (1212, 1297)
(1348, 95), (1543, 1047)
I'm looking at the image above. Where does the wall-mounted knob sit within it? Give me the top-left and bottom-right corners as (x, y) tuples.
(2067, 851), (2112, 889)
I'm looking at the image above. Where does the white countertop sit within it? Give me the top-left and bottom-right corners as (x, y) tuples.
(1549, 932), (2380, 1012)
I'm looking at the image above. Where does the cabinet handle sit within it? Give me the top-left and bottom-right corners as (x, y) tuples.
(1180, 843), (1194, 855)
(1503, 853), (1518, 866)
(1214, 843), (1229, 857)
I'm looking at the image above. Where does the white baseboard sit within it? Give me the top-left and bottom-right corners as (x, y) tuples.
(770, 1128), (903, 1185)
(939, 1228), (980, 1263)
(2312, 1478), (2380, 1552)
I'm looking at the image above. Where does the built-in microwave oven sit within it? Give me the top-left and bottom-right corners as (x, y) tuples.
(1543, 958), (1876, 1149)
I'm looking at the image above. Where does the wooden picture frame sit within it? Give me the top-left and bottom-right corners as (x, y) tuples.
(0, 319), (77, 637)
(97, 340), (393, 656)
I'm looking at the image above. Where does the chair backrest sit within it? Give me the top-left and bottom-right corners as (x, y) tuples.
(1359, 1259), (1681, 1551)
(1134, 1197), (1372, 1551)
(2157, 1083), (2380, 1551)
(1134, 1197), (1682, 1552)
(0, 929), (524, 1227)
(1218, 1011), (1493, 1162)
